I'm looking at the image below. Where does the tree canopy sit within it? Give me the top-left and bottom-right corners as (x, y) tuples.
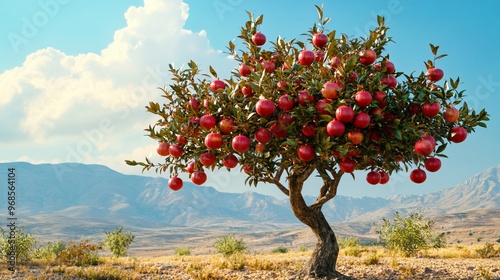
(126, 7), (488, 195)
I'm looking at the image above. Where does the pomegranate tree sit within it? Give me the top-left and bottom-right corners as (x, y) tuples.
(126, 6), (488, 278)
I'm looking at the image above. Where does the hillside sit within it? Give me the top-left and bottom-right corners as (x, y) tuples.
(0, 162), (498, 252)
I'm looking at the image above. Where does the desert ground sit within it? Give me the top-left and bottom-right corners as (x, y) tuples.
(1, 245), (499, 279)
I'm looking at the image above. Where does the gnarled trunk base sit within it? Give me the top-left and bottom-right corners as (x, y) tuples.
(292, 208), (348, 279)
(287, 167), (349, 279)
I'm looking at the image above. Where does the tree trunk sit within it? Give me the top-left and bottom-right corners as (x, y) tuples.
(302, 207), (340, 278)
(288, 168), (346, 279)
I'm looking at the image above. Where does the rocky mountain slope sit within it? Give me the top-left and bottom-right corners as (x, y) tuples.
(1, 162), (498, 232)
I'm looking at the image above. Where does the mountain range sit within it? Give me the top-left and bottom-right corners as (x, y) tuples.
(1, 162), (499, 249)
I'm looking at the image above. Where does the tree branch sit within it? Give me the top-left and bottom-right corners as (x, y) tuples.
(316, 166), (331, 199)
(262, 166), (289, 196)
(288, 165), (317, 227)
(310, 167), (343, 209)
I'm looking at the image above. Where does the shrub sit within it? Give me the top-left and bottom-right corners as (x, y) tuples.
(175, 247), (191, 256)
(338, 236), (360, 248)
(214, 253), (246, 270)
(0, 227), (37, 262)
(362, 251), (380, 265)
(430, 232), (447, 248)
(272, 246), (288, 254)
(34, 241), (66, 260)
(342, 246), (362, 257)
(299, 245), (308, 252)
(214, 234), (246, 257)
(101, 227), (135, 257)
(476, 243), (500, 258)
(57, 239), (101, 266)
(377, 211), (440, 257)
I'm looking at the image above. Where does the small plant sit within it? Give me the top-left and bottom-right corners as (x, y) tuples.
(377, 211), (440, 257)
(101, 227), (135, 257)
(57, 239), (101, 266)
(272, 246), (288, 254)
(175, 247), (191, 256)
(0, 227), (37, 262)
(342, 246), (362, 257)
(398, 264), (418, 277)
(476, 243), (500, 258)
(389, 258), (399, 268)
(34, 241), (66, 260)
(299, 245), (307, 252)
(362, 251), (380, 265)
(215, 253), (246, 270)
(430, 232), (446, 248)
(476, 265), (494, 280)
(338, 236), (360, 248)
(214, 234), (246, 257)
(496, 237), (500, 243)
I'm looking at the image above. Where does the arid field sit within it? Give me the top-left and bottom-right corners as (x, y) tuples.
(1, 244), (499, 279)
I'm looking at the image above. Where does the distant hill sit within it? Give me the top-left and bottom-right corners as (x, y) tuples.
(0, 162), (499, 239)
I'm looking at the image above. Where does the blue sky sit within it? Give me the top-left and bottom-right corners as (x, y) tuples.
(1, 0), (499, 199)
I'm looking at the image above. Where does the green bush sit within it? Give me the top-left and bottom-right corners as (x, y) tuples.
(34, 241), (66, 260)
(299, 245), (308, 252)
(57, 239), (101, 266)
(377, 211), (441, 257)
(338, 236), (360, 248)
(175, 247), (191, 256)
(101, 227), (135, 257)
(0, 227), (37, 262)
(214, 234), (246, 257)
(272, 246), (288, 254)
(430, 232), (446, 248)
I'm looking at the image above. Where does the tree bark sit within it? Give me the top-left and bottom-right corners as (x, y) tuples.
(288, 167), (344, 279)
(301, 207), (340, 278)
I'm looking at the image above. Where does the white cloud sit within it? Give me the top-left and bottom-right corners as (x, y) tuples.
(0, 0), (236, 174)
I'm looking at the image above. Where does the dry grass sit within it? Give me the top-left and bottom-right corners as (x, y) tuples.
(0, 245), (499, 279)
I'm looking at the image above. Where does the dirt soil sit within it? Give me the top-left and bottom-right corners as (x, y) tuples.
(1, 255), (499, 280)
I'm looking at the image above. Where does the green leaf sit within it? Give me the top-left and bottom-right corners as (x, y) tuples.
(377, 16), (385, 26)
(429, 44), (439, 56)
(209, 65), (218, 78)
(125, 160), (138, 166)
(450, 77), (459, 89)
(436, 143), (447, 154)
(394, 129), (402, 140)
(255, 15), (263, 25)
(315, 5), (323, 21)
(296, 41), (305, 50)
(320, 114), (333, 122)
(245, 10), (253, 21)
(435, 54), (448, 60)
(462, 102), (469, 115)
(228, 41), (235, 53)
